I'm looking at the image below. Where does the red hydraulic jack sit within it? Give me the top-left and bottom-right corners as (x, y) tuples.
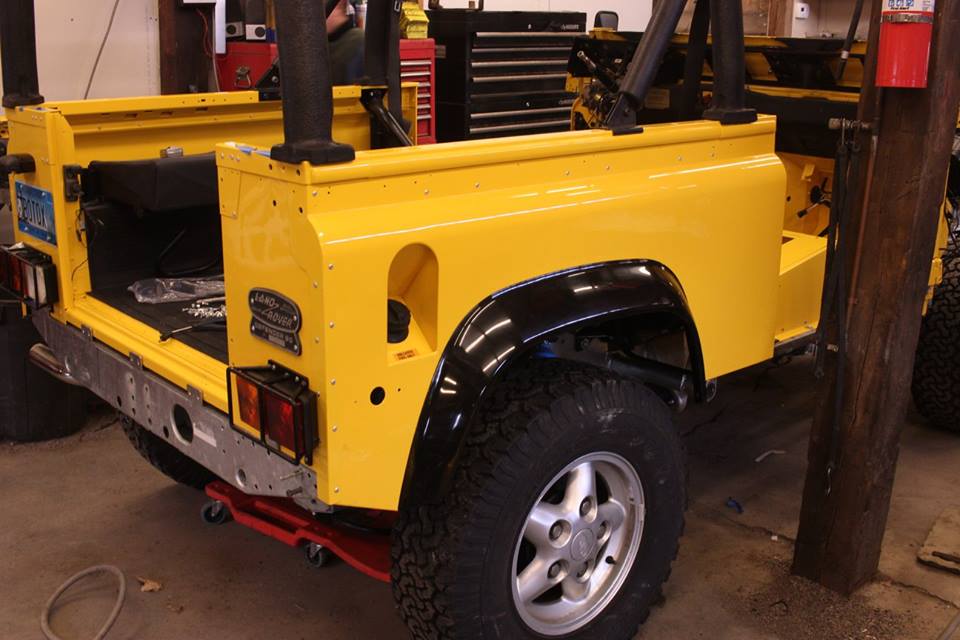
(203, 480), (392, 583)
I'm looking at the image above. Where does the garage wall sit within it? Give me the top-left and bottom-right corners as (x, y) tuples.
(0, 0), (160, 102)
(668, 0), (870, 38)
(676, 0), (774, 35)
(432, 0), (653, 32)
(5, 0), (650, 102)
(790, 0), (871, 39)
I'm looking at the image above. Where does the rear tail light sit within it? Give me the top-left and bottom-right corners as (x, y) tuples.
(228, 362), (318, 465)
(0, 244), (58, 310)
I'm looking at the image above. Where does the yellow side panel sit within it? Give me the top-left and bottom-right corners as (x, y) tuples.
(219, 116), (786, 510)
(775, 232), (827, 345)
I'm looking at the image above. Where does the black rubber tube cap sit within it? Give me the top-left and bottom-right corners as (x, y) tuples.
(271, 140), (356, 166)
(388, 299), (412, 344)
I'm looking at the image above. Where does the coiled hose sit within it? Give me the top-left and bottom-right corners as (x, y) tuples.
(939, 609), (960, 640)
(40, 565), (126, 640)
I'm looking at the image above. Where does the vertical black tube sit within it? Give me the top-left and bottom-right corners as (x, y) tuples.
(836, 0), (866, 81)
(364, 0), (389, 85)
(362, 0), (410, 146)
(702, 0), (756, 124)
(270, 0), (355, 165)
(604, 0), (687, 129)
(0, 0), (44, 109)
(678, 0), (710, 119)
(364, 0), (406, 124)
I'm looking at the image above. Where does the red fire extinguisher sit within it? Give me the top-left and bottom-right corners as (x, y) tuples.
(876, 0), (936, 88)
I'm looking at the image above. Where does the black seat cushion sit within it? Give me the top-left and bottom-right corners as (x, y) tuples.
(85, 153), (218, 214)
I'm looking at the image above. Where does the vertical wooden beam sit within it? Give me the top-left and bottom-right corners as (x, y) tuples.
(766, 0), (791, 36)
(158, 0), (213, 94)
(792, 0), (960, 594)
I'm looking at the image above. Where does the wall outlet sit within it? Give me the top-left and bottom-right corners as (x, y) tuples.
(795, 2), (811, 19)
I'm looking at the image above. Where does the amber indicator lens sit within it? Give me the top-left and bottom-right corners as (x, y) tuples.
(11, 255), (23, 293)
(235, 376), (261, 429)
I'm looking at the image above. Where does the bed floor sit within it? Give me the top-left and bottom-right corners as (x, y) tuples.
(90, 286), (228, 364)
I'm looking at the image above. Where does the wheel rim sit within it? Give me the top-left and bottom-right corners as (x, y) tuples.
(511, 451), (646, 636)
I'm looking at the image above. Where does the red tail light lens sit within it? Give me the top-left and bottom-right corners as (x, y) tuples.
(1, 245), (58, 309)
(228, 363), (317, 465)
(263, 389), (302, 454)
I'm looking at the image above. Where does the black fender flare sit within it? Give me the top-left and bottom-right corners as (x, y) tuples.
(399, 260), (705, 507)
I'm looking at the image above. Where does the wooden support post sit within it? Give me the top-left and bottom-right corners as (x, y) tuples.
(792, 0), (960, 594)
(158, 0), (214, 94)
(766, 0), (792, 36)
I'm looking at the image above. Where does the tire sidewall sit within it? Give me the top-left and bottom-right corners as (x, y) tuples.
(472, 383), (685, 639)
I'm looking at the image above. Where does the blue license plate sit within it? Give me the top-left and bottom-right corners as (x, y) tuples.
(15, 181), (57, 246)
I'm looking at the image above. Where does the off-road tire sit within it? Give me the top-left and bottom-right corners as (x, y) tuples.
(391, 359), (686, 640)
(912, 238), (960, 433)
(120, 415), (217, 489)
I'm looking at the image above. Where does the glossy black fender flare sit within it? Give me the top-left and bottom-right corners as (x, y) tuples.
(399, 260), (705, 507)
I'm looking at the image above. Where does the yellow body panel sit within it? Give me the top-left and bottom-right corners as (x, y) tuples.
(776, 231), (827, 345)
(5, 87), (418, 412)
(571, 31), (950, 345)
(219, 116), (787, 509)
(779, 152), (834, 235)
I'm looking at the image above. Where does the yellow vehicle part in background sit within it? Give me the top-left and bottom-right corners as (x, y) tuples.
(219, 116), (786, 509)
(4, 86), (418, 413)
(569, 31), (950, 334)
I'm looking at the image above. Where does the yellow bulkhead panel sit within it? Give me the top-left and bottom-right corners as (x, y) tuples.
(776, 232), (827, 345)
(219, 115), (787, 510)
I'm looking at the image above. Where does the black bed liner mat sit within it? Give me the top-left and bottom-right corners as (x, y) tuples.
(90, 286), (228, 364)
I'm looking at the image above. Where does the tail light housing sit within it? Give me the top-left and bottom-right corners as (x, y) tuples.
(0, 244), (58, 310)
(228, 362), (318, 464)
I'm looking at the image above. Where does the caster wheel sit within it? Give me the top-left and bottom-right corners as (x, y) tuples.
(305, 542), (335, 568)
(201, 500), (232, 525)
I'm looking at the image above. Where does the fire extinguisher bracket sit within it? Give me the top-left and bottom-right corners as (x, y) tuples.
(881, 13), (934, 23)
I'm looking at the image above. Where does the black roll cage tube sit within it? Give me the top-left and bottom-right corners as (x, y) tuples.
(606, 0), (756, 129)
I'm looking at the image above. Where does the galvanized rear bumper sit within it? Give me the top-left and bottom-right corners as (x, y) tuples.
(31, 311), (327, 512)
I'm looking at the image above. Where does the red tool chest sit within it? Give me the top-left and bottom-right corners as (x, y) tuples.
(215, 42), (279, 92)
(400, 38), (437, 145)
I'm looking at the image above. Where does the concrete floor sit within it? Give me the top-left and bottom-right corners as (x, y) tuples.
(1, 356), (958, 639)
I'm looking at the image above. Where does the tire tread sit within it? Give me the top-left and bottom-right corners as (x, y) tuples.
(121, 415), (216, 490)
(913, 240), (960, 432)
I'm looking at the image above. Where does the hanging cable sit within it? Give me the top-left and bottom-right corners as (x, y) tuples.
(937, 609), (960, 640)
(84, 0), (122, 99)
(814, 119), (864, 496)
(197, 8), (221, 92)
(835, 0), (866, 83)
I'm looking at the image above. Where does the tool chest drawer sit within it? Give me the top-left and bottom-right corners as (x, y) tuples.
(428, 10), (586, 142)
